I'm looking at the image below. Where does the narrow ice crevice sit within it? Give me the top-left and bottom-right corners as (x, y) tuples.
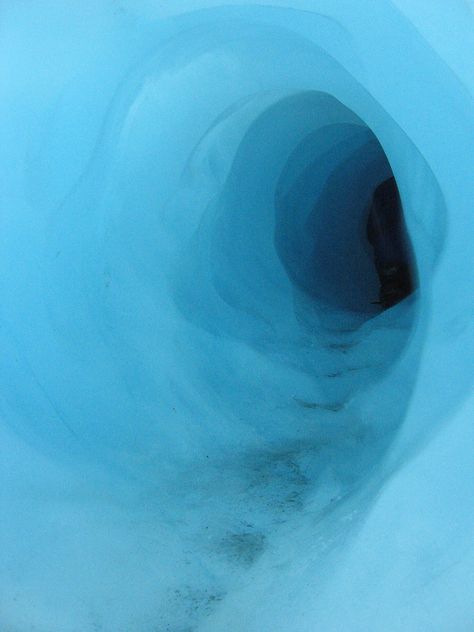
(1, 2), (474, 632)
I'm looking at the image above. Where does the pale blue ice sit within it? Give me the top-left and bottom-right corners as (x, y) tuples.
(1, 1), (474, 630)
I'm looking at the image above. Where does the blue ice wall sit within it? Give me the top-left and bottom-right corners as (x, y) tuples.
(1, 2), (473, 631)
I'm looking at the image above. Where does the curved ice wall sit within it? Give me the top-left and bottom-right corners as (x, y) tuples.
(1, 2), (473, 631)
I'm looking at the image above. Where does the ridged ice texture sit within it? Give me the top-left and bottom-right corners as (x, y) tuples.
(1, 2), (473, 631)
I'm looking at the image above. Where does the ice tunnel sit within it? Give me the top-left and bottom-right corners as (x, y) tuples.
(1, 2), (474, 631)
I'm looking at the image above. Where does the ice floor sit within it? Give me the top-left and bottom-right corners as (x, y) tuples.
(2, 298), (419, 631)
(1, 2), (474, 631)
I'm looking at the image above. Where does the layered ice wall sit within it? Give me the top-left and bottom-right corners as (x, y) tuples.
(1, 1), (473, 631)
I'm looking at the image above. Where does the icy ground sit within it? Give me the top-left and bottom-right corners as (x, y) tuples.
(2, 299), (417, 632)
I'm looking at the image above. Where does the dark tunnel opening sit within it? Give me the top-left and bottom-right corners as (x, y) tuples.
(274, 118), (418, 323)
(367, 176), (416, 310)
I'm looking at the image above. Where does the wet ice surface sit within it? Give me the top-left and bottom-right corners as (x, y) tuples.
(1, 299), (416, 632)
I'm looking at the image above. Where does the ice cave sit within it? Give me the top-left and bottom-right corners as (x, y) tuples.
(1, 1), (474, 631)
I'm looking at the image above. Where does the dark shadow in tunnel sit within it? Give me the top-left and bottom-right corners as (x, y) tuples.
(275, 123), (418, 321)
(366, 176), (416, 310)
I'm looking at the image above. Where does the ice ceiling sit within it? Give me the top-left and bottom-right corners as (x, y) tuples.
(1, 1), (474, 631)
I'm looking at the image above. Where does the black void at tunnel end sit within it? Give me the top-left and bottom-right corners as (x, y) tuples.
(367, 176), (416, 310)
(273, 105), (418, 320)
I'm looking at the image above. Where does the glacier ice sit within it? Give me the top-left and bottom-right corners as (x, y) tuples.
(1, 1), (473, 631)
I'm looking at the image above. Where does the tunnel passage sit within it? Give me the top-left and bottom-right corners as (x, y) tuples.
(275, 118), (418, 321)
(169, 92), (429, 561)
(174, 91), (422, 346)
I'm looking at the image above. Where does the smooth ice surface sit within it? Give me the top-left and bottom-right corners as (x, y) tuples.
(1, 2), (473, 631)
